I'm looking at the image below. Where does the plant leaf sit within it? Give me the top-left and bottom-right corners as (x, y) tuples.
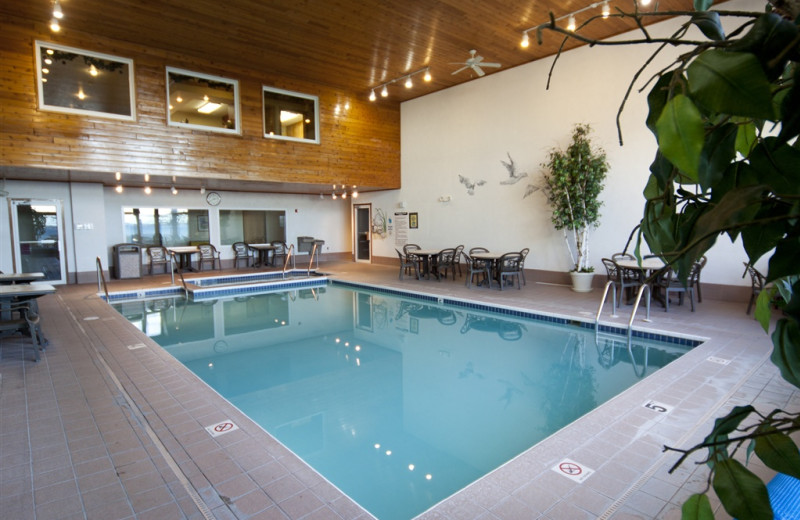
(771, 318), (800, 389)
(755, 289), (773, 332)
(713, 459), (773, 519)
(656, 94), (704, 181)
(681, 493), (714, 520)
(691, 12), (725, 41)
(748, 137), (800, 196)
(698, 123), (737, 191)
(687, 50), (775, 120)
(777, 67), (800, 146)
(647, 74), (676, 136)
(693, 0), (713, 10)
(735, 120), (758, 158)
(754, 425), (800, 479)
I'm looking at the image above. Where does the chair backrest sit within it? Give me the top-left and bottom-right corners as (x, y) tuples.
(232, 242), (248, 256)
(469, 247), (489, 255)
(148, 246), (167, 262)
(612, 252), (634, 261)
(271, 240), (286, 253)
(454, 244), (464, 259)
(745, 263), (765, 290)
(498, 252), (522, 272)
(437, 248), (455, 264)
(403, 243), (421, 254)
(601, 258), (620, 280)
(198, 244), (216, 258)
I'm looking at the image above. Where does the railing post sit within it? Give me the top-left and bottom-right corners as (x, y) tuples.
(96, 257), (109, 301)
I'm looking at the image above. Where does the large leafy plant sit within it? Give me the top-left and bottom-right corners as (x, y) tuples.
(539, 0), (800, 518)
(541, 123), (608, 273)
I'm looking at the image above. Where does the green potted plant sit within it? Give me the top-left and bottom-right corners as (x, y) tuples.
(541, 123), (608, 292)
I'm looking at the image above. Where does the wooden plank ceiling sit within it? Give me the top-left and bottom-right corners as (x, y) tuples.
(6, 0), (695, 104)
(2, 0), (697, 194)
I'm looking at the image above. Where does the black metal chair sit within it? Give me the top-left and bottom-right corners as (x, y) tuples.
(197, 244), (221, 271)
(602, 258), (645, 306)
(453, 245), (464, 278)
(231, 242), (251, 268)
(744, 262), (766, 315)
(271, 240), (288, 267)
(0, 302), (42, 362)
(655, 262), (701, 312)
(432, 248), (456, 281)
(147, 246), (169, 274)
(497, 252), (523, 290)
(396, 248), (420, 280)
(519, 247), (530, 285)
(462, 251), (491, 289)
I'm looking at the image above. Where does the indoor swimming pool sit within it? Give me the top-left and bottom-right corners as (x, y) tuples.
(111, 282), (699, 520)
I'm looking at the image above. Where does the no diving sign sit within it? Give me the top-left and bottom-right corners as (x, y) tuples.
(552, 458), (594, 483)
(205, 420), (239, 437)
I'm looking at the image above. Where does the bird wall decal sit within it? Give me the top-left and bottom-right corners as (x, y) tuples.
(523, 184), (541, 199)
(458, 174), (487, 195)
(499, 152), (528, 185)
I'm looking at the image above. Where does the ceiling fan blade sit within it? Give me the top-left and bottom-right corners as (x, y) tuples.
(481, 62), (501, 68)
(472, 65), (486, 77)
(451, 65), (469, 75)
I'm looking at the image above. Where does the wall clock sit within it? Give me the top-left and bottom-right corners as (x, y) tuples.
(206, 191), (221, 206)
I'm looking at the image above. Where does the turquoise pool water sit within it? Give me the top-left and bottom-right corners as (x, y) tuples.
(112, 282), (698, 520)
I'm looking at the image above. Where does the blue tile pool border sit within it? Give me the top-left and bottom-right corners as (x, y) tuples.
(102, 277), (701, 348)
(332, 279), (703, 348)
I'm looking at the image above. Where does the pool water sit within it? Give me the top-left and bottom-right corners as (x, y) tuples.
(112, 283), (696, 520)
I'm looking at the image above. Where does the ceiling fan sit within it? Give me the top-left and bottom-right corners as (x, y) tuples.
(451, 49), (501, 77)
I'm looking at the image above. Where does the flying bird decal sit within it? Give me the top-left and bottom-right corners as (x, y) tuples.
(458, 175), (487, 195)
(500, 152), (528, 185)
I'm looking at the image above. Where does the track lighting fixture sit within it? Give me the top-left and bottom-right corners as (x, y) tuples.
(52, 0), (63, 19)
(370, 67), (432, 101)
(520, 0), (620, 44)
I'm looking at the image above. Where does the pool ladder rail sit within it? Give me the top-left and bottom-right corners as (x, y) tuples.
(595, 280), (652, 344)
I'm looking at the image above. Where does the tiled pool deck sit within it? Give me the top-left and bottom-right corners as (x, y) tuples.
(2, 261), (797, 520)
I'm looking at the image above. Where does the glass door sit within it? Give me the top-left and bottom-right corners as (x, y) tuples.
(10, 199), (67, 284)
(354, 204), (371, 263)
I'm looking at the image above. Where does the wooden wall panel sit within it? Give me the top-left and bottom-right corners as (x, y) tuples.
(0, 16), (401, 192)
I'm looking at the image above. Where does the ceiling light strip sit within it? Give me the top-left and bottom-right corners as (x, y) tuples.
(520, 0), (613, 42)
(368, 67), (431, 101)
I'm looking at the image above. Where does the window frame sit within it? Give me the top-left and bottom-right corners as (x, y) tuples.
(34, 40), (136, 121)
(166, 66), (242, 135)
(262, 85), (320, 144)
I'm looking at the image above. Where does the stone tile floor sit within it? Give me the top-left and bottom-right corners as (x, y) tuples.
(1, 261), (797, 519)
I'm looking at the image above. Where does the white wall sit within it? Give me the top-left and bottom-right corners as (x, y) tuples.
(358, 0), (759, 287)
(0, 180), (351, 278)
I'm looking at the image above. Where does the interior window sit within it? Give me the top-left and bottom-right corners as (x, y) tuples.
(35, 40), (135, 120)
(167, 67), (241, 134)
(123, 207), (209, 246)
(262, 86), (319, 144)
(219, 210), (286, 245)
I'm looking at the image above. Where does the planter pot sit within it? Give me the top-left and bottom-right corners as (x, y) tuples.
(570, 271), (594, 292)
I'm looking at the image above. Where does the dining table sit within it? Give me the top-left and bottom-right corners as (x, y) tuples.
(167, 246), (199, 272)
(248, 243), (277, 267)
(0, 272), (46, 285)
(410, 249), (443, 279)
(615, 257), (666, 304)
(470, 251), (506, 287)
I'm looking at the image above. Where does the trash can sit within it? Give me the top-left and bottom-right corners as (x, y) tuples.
(113, 243), (142, 279)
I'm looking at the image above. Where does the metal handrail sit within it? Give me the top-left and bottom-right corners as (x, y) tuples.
(595, 280), (618, 327)
(627, 283), (652, 342)
(282, 244), (295, 279)
(96, 256), (109, 300)
(308, 242), (318, 275)
(170, 252), (189, 298)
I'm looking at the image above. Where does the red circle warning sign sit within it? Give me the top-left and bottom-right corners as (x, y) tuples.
(559, 462), (582, 476)
(214, 422), (234, 433)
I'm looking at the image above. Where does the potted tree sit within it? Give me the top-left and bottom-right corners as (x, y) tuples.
(541, 123), (608, 292)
